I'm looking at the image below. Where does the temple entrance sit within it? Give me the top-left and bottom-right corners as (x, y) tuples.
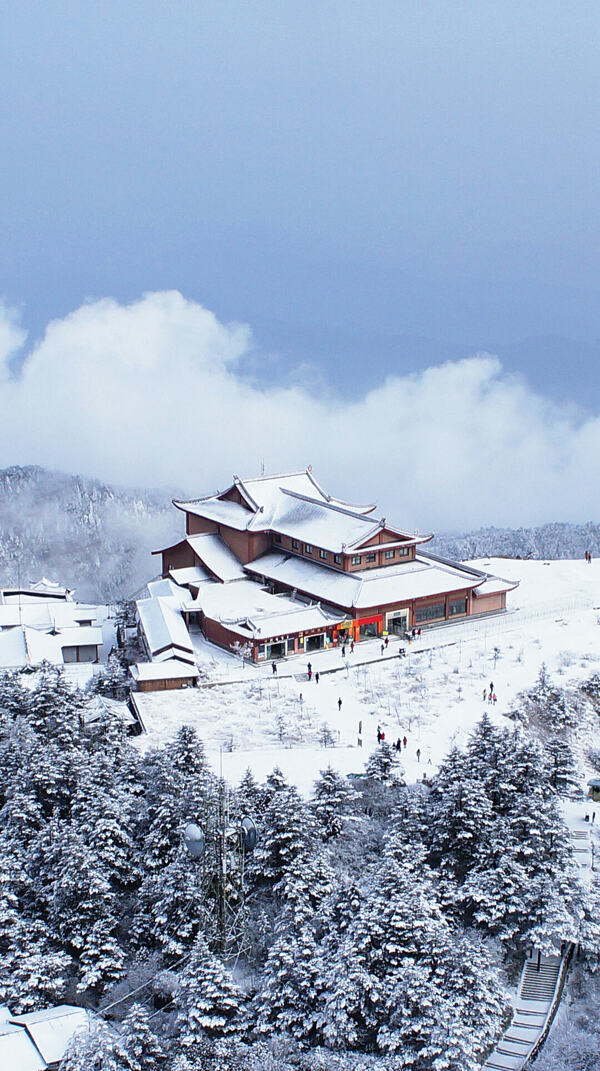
(267, 641), (286, 659)
(386, 610), (409, 636)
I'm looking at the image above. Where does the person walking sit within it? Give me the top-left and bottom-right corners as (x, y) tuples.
(377, 727), (382, 744)
(396, 737), (401, 752)
(489, 681), (494, 694)
(384, 636), (389, 648)
(380, 643), (385, 656)
(315, 671), (320, 684)
(492, 693), (497, 705)
(358, 719), (362, 735)
(381, 731), (385, 742)
(307, 661), (312, 674)
(272, 661), (277, 674)
(403, 735), (407, 749)
(308, 668), (312, 682)
(416, 747), (421, 762)
(483, 688), (487, 702)
(350, 640), (355, 653)
(488, 690), (493, 703)
(341, 644), (346, 657)
(337, 697), (343, 712)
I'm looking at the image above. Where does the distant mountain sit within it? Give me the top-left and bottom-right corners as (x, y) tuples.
(0, 466), (180, 602)
(431, 522), (600, 563)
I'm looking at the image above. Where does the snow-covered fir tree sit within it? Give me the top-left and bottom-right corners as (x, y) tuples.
(311, 764), (358, 840)
(177, 935), (244, 1042)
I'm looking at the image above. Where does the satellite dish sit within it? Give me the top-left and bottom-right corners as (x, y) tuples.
(183, 822), (205, 859)
(241, 816), (257, 853)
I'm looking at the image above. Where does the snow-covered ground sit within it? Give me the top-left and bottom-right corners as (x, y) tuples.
(132, 558), (600, 795)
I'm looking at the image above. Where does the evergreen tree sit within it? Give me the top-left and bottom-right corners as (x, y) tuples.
(0, 845), (71, 1010)
(47, 825), (124, 992)
(311, 765), (358, 840)
(252, 786), (314, 887)
(60, 1017), (129, 1071)
(235, 768), (264, 816)
(364, 743), (403, 784)
(120, 1002), (166, 1071)
(177, 935), (244, 1042)
(90, 652), (130, 700)
(255, 925), (324, 1043)
(544, 736), (579, 796)
(133, 854), (210, 956)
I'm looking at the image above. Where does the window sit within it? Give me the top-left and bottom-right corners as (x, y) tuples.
(319, 549), (327, 560)
(273, 533), (282, 544)
(304, 543), (313, 554)
(333, 554), (341, 564)
(291, 539), (299, 549)
(449, 597), (468, 616)
(414, 602), (445, 624)
(351, 555), (361, 565)
(365, 553), (376, 563)
(384, 549), (395, 560)
(398, 547), (409, 556)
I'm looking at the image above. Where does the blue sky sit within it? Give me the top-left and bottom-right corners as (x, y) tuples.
(2, 2), (600, 403)
(1, 3), (600, 524)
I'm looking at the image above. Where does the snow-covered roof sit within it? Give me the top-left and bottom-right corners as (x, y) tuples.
(1, 578), (73, 602)
(56, 626), (103, 648)
(174, 469), (380, 538)
(0, 626), (29, 669)
(131, 659), (200, 682)
(147, 577), (191, 607)
(0, 601), (97, 631)
(0, 1013), (45, 1071)
(185, 578), (343, 640)
(186, 534), (247, 582)
(136, 597), (195, 663)
(168, 565), (212, 587)
(473, 577), (519, 597)
(246, 552), (488, 610)
(8, 1006), (93, 1067)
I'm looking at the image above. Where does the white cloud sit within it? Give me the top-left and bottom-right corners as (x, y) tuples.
(0, 290), (597, 530)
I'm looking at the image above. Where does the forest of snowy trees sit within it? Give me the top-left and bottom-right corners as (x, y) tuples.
(0, 664), (598, 1070)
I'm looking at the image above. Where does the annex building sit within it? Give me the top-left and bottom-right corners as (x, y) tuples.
(144, 469), (517, 667)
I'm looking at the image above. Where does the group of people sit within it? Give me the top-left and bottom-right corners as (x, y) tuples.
(585, 550), (593, 564)
(483, 680), (497, 704)
(306, 662), (320, 684)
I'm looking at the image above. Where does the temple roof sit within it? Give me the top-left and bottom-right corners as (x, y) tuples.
(245, 551), (505, 611)
(173, 469), (427, 553)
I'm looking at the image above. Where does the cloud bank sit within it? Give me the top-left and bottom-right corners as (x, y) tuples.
(0, 290), (597, 531)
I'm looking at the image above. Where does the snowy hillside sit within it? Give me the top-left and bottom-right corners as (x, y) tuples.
(432, 522), (600, 561)
(0, 465), (180, 601)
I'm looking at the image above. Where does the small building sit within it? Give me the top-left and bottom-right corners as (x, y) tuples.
(0, 579), (105, 670)
(588, 778), (600, 802)
(130, 659), (200, 692)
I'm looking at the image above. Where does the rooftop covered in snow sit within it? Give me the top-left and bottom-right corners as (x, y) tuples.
(244, 550), (511, 611)
(172, 469), (428, 554)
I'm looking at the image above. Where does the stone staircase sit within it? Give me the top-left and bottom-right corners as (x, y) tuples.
(481, 805), (592, 1070)
(482, 952), (563, 1070)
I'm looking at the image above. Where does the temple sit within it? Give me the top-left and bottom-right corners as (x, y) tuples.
(143, 469), (517, 668)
